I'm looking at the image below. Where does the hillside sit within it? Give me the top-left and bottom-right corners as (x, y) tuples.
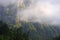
(0, 21), (60, 40)
(19, 22), (60, 40)
(0, 1), (60, 40)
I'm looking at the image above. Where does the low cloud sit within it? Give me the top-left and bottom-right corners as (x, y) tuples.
(0, 0), (60, 25)
(17, 0), (60, 25)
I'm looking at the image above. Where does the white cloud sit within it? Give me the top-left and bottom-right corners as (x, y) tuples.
(17, 0), (60, 25)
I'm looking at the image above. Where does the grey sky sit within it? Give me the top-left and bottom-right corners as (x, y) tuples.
(0, 0), (16, 6)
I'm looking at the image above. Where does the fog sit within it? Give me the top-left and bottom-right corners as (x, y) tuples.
(0, 0), (60, 25)
(17, 0), (60, 25)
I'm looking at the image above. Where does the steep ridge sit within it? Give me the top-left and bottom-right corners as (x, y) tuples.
(19, 22), (60, 40)
(0, 0), (60, 40)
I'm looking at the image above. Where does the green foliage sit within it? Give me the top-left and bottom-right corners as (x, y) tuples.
(0, 21), (31, 40)
(29, 23), (37, 31)
(53, 36), (60, 40)
(0, 21), (60, 40)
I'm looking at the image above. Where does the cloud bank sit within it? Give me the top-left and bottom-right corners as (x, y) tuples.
(0, 0), (60, 25)
(17, 0), (60, 25)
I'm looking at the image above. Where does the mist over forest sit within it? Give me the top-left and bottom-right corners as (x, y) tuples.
(0, 0), (60, 40)
(0, 0), (60, 25)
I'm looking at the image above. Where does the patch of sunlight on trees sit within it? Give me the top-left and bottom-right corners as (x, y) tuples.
(5, 8), (9, 14)
(15, 16), (22, 28)
(29, 23), (37, 32)
(39, 24), (45, 32)
(19, 3), (25, 9)
(15, 17), (22, 27)
(14, 23), (22, 28)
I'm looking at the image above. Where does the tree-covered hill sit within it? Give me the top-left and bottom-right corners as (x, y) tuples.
(0, 21), (60, 40)
(0, 3), (60, 40)
(0, 21), (31, 40)
(19, 22), (60, 40)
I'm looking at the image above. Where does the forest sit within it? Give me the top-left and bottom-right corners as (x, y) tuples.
(0, 0), (60, 40)
(0, 21), (31, 40)
(0, 21), (60, 40)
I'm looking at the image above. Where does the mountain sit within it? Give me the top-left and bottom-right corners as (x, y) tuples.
(0, 3), (60, 40)
(18, 22), (60, 40)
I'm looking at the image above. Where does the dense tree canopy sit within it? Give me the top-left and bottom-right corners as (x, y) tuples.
(0, 21), (31, 40)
